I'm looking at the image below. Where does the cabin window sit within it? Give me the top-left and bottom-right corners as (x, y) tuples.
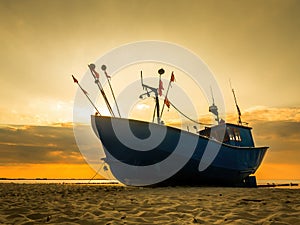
(227, 127), (235, 141)
(227, 127), (242, 142)
(199, 128), (210, 138)
(233, 128), (242, 142)
(223, 132), (229, 142)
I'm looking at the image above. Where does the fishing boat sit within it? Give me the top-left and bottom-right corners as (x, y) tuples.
(74, 65), (268, 187)
(92, 115), (268, 187)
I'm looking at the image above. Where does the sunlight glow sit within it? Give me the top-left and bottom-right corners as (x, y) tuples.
(136, 103), (150, 110)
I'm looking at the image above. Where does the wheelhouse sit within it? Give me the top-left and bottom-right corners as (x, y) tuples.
(199, 123), (255, 147)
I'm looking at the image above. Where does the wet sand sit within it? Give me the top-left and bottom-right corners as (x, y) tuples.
(0, 183), (300, 224)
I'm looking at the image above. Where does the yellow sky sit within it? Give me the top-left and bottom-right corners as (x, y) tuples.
(0, 0), (299, 179)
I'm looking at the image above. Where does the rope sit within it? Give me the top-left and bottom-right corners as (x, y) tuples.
(166, 98), (214, 126)
(140, 92), (214, 126)
(88, 163), (104, 183)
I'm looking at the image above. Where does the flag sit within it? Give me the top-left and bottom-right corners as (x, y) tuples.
(72, 75), (78, 83)
(158, 80), (164, 96)
(164, 98), (170, 108)
(88, 64), (100, 79)
(92, 69), (100, 79)
(170, 72), (175, 82)
(104, 71), (111, 79)
(82, 88), (88, 95)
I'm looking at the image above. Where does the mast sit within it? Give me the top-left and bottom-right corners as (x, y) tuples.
(160, 71), (175, 119)
(229, 80), (242, 125)
(156, 68), (165, 124)
(139, 69), (164, 124)
(155, 94), (160, 124)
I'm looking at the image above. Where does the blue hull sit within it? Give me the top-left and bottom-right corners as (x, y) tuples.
(92, 116), (268, 186)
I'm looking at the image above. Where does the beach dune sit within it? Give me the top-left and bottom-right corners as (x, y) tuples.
(0, 183), (299, 224)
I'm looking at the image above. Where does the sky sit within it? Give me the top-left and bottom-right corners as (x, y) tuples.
(0, 0), (299, 179)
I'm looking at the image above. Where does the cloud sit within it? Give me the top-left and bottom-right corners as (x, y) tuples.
(251, 120), (300, 160)
(243, 106), (300, 122)
(1, 106), (300, 179)
(234, 107), (300, 166)
(0, 98), (73, 125)
(0, 124), (84, 165)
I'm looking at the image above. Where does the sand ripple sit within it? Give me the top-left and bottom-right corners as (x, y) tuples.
(0, 184), (299, 224)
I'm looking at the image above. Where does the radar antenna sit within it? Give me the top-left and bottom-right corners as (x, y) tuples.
(209, 86), (220, 123)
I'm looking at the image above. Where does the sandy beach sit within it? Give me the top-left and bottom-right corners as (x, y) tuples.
(0, 183), (299, 225)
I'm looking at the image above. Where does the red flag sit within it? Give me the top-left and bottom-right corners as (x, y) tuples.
(72, 75), (78, 83)
(164, 98), (170, 108)
(88, 64), (100, 78)
(82, 88), (88, 95)
(104, 71), (111, 79)
(92, 69), (100, 79)
(158, 80), (164, 96)
(170, 72), (175, 82)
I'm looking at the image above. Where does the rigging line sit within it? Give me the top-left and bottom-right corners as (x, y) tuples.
(167, 99), (213, 126)
(139, 90), (213, 126)
(88, 163), (104, 184)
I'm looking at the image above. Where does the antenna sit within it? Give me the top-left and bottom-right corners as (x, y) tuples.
(209, 86), (219, 123)
(229, 79), (242, 125)
(140, 71), (144, 89)
(139, 70), (161, 124)
(210, 86), (215, 105)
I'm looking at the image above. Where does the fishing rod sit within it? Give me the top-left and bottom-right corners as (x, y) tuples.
(88, 64), (115, 117)
(101, 65), (121, 118)
(71, 75), (101, 115)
